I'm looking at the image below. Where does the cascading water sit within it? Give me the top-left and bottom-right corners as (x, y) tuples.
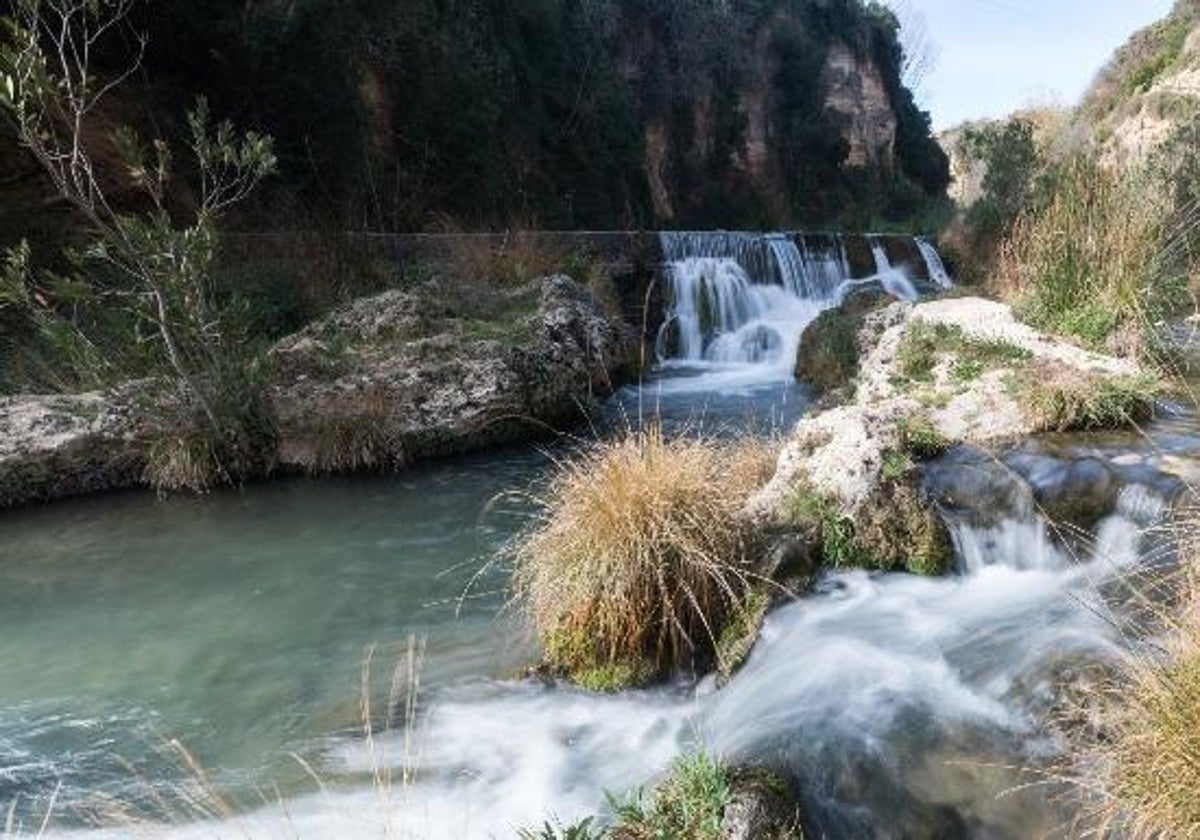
(656, 232), (843, 376)
(35, 450), (1183, 840)
(654, 231), (944, 396)
(918, 236), (955, 289)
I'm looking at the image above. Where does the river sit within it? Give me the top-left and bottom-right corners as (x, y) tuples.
(0, 232), (1192, 839)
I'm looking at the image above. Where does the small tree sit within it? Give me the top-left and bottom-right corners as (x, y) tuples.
(0, 0), (277, 488)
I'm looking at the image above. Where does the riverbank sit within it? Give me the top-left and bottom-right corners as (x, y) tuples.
(0, 274), (638, 508)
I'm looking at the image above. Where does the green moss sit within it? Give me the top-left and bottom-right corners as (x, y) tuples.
(896, 322), (1033, 385)
(574, 660), (657, 693)
(881, 449), (914, 482)
(783, 466), (953, 578)
(897, 413), (952, 459)
(715, 589), (771, 680)
(783, 484), (880, 571)
(794, 295), (880, 393)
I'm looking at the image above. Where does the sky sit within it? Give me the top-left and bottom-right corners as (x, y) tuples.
(897, 0), (1176, 129)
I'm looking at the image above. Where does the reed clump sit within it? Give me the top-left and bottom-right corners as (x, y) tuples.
(996, 156), (1183, 354)
(512, 425), (777, 687)
(1080, 527), (1200, 837)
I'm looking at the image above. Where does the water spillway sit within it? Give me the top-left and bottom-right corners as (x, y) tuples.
(655, 231), (949, 382)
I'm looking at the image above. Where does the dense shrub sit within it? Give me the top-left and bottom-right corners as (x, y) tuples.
(112, 0), (947, 231)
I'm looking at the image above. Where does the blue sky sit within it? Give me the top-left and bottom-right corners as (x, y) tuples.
(898, 0), (1175, 129)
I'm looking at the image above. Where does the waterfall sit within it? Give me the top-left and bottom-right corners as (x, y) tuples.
(656, 232), (838, 379)
(656, 232), (949, 388)
(917, 236), (954, 288)
(868, 235), (891, 275)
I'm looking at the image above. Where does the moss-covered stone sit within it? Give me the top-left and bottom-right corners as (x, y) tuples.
(780, 471), (953, 577)
(794, 288), (890, 394)
(715, 589), (772, 682)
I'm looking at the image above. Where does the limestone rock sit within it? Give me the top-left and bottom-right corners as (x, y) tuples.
(269, 275), (639, 473)
(0, 388), (147, 507)
(0, 276), (638, 506)
(721, 769), (805, 840)
(760, 296), (1158, 568)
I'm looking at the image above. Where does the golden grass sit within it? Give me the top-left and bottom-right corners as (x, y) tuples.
(1080, 525), (1200, 838)
(512, 425), (778, 683)
(143, 433), (221, 495)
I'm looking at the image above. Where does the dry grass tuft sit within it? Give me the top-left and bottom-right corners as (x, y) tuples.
(1078, 523), (1200, 838)
(512, 425), (778, 684)
(143, 433), (221, 495)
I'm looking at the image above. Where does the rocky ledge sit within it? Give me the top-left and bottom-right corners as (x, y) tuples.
(269, 275), (638, 471)
(0, 276), (638, 507)
(753, 294), (1164, 574)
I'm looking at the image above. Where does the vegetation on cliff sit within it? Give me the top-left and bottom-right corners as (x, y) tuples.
(2, 0), (948, 241)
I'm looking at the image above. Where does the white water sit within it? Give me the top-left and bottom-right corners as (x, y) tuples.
(653, 232), (941, 400)
(37, 475), (1171, 840)
(918, 236), (955, 289)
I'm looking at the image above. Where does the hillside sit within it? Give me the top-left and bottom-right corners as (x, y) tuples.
(1077, 0), (1200, 166)
(0, 0), (948, 241)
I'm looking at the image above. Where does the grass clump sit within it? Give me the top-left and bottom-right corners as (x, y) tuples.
(610, 753), (731, 840)
(1011, 364), (1161, 432)
(512, 425), (777, 686)
(1079, 534), (1200, 838)
(997, 156), (1186, 353)
(1089, 629), (1200, 838)
(896, 413), (952, 459)
(895, 322), (1031, 385)
(519, 818), (607, 840)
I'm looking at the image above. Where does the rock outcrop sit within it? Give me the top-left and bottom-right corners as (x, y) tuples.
(0, 276), (638, 507)
(0, 389), (148, 507)
(755, 295), (1161, 572)
(269, 276), (639, 472)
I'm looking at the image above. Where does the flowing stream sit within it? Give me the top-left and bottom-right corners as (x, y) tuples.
(2, 232), (1195, 839)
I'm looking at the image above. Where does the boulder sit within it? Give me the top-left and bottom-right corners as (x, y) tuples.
(0, 276), (639, 506)
(722, 769), (805, 840)
(269, 275), (640, 472)
(756, 296), (1160, 572)
(0, 387), (147, 507)
(794, 286), (890, 395)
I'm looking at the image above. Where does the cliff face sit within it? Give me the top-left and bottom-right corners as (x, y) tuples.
(603, 1), (944, 228)
(822, 41), (898, 169)
(1, 0), (948, 240)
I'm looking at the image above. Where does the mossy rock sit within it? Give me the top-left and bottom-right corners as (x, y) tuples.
(723, 768), (806, 840)
(782, 473), (953, 577)
(855, 477), (954, 576)
(795, 288), (890, 394)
